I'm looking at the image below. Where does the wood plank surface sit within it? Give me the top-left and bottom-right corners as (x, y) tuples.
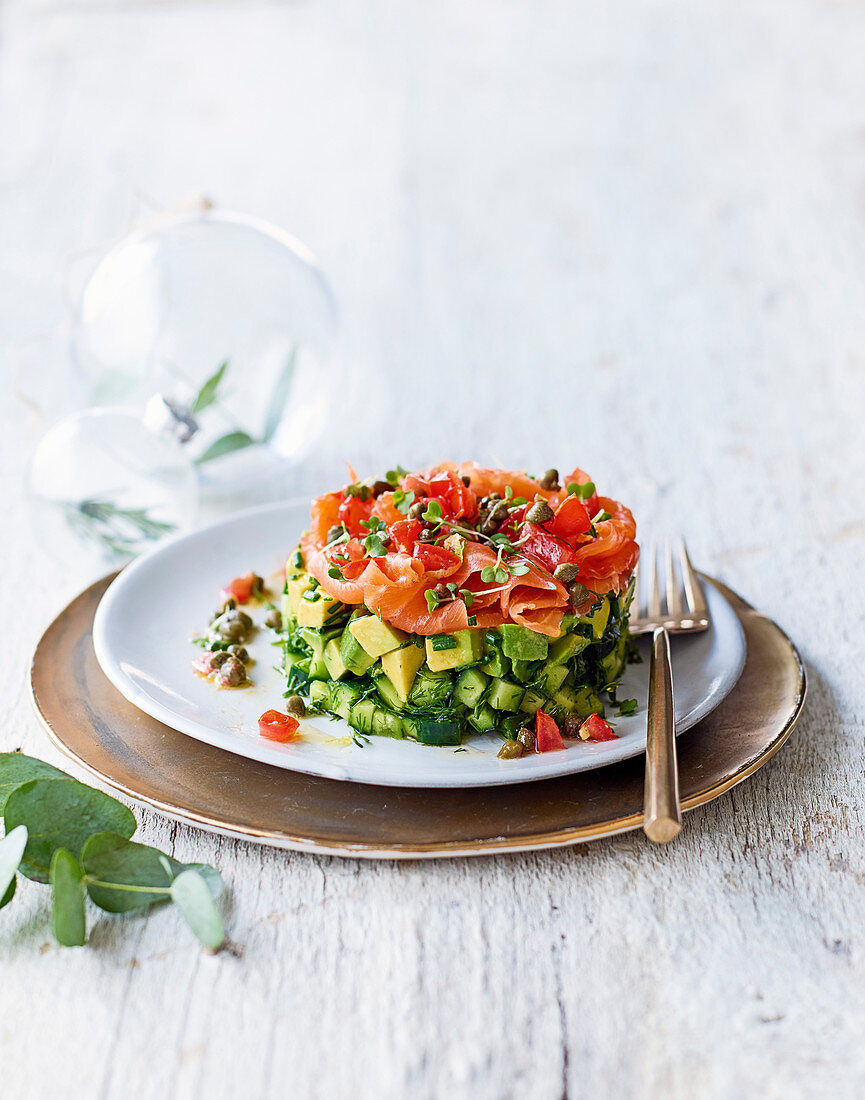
(1, 0), (863, 1096)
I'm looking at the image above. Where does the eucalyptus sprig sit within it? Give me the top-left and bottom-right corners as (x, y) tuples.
(0, 753), (225, 950)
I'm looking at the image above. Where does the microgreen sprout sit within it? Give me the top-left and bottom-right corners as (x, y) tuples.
(393, 488), (416, 514)
(568, 481), (595, 499)
(385, 466), (408, 486)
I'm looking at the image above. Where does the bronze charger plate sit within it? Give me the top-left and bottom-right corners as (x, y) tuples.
(30, 574), (805, 858)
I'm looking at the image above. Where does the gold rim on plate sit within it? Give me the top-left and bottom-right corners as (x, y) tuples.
(29, 574), (806, 858)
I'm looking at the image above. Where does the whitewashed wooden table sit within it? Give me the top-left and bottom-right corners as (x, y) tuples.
(2, 0), (864, 1096)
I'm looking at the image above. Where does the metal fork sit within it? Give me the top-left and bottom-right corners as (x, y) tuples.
(629, 538), (711, 843)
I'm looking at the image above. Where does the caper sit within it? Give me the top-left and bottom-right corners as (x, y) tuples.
(539, 468), (560, 490)
(265, 609), (282, 630)
(224, 608), (253, 629)
(408, 501), (426, 521)
(213, 616), (247, 643)
(462, 475), (471, 487)
(250, 574), (265, 594)
(525, 500), (555, 525)
(228, 644), (249, 662)
(480, 500), (509, 535)
(371, 480), (392, 496)
(285, 695), (307, 718)
(208, 649), (231, 669)
(326, 524), (346, 544)
(563, 712), (582, 738)
(417, 528), (436, 543)
(216, 656), (247, 687)
(497, 740), (524, 760)
(567, 581), (593, 609)
(216, 595), (237, 615)
(517, 728), (536, 753)
(553, 563), (581, 583)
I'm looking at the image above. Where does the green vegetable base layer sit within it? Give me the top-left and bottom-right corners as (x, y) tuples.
(280, 565), (635, 746)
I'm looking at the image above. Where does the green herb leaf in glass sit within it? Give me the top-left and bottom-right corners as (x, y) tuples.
(261, 347), (298, 444)
(0, 753), (68, 815)
(0, 825), (28, 911)
(171, 869), (225, 951)
(194, 431), (257, 466)
(4, 778), (136, 884)
(190, 360), (229, 416)
(50, 849), (87, 947)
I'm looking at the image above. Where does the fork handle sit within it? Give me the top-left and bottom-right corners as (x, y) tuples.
(643, 627), (682, 843)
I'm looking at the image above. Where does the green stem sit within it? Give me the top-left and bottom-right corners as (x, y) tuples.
(84, 877), (173, 895)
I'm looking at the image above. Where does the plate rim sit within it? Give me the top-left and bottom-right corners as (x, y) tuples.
(89, 502), (747, 789)
(30, 575), (806, 858)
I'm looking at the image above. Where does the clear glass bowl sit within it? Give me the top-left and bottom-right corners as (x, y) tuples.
(71, 208), (340, 503)
(28, 408), (198, 569)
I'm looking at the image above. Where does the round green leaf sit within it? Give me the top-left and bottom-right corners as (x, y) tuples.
(81, 833), (175, 912)
(4, 779), (136, 883)
(0, 825), (28, 909)
(171, 869), (225, 950)
(1, 876), (15, 910)
(0, 753), (69, 815)
(50, 849), (87, 947)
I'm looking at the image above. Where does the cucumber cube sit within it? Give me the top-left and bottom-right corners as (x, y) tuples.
(467, 704), (497, 732)
(416, 719), (461, 746)
(487, 678), (525, 712)
(454, 667), (489, 708)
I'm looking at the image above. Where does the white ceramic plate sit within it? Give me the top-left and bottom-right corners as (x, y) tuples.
(93, 501), (746, 788)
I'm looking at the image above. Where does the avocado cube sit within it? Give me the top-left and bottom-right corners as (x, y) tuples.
(381, 644), (426, 702)
(487, 678), (525, 712)
(348, 616), (408, 659)
(287, 574), (313, 613)
(499, 624), (549, 662)
(510, 659), (536, 683)
(549, 631), (592, 666)
(580, 596), (611, 640)
(324, 638), (350, 681)
(480, 648), (510, 678)
(454, 667), (489, 708)
(425, 630), (484, 673)
(339, 626), (377, 675)
(539, 664), (569, 693)
(296, 592), (341, 629)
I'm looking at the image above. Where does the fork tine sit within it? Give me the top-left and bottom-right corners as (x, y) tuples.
(647, 539), (661, 618)
(678, 538), (708, 615)
(664, 538), (681, 616)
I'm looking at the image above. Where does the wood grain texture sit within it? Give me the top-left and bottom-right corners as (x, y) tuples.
(1, 0), (864, 1096)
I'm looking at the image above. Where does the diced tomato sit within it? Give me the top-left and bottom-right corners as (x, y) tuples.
(223, 572), (261, 604)
(337, 493), (375, 537)
(535, 709), (566, 752)
(520, 524), (577, 574)
(389, 519), (423, 553)
(580, 713), (617, 742)
(402, 473), (431, 497)
(550, 495), (591, 540)
(258, 709), (300, 742)
(413, 542), (461, 572)
(428, 470), (478, 521)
